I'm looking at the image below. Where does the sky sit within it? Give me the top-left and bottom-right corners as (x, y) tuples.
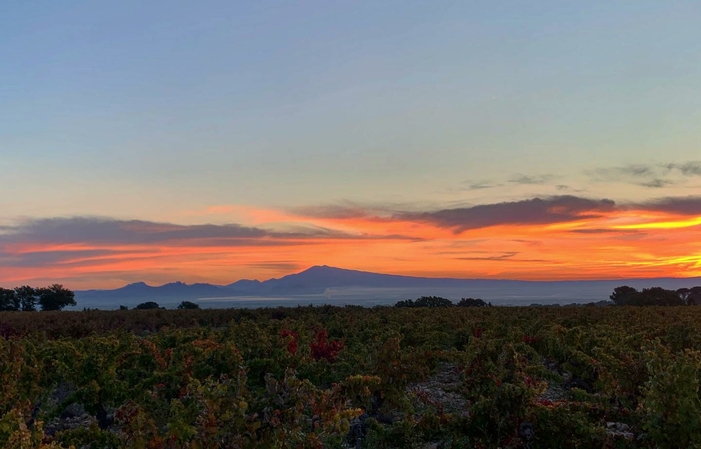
(2, 1), (701, 288)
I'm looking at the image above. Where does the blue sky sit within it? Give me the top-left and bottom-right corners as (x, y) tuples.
(2, 1), (701, 286)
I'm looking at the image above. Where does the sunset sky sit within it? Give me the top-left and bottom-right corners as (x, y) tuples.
(2, 1), (701, 289)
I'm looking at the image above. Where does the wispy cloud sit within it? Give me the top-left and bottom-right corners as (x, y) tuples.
(638, 179), (675, 188)
(459, 180), (501, 190)
(0, 249), (134, 268)
(508, 174), (555, 185)
(454, 251), (551, 263)
(586, 164), (667, 187)
(663, 162), (701, 177)
(586, 161), (701, 188)
(245, 262), (303, 272)
(0, 217), (270, 245)
(292, 204), (382, 220)
(568, 228), (643, 235)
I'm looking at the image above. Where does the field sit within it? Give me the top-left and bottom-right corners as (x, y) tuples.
(2, 305), (701, 448)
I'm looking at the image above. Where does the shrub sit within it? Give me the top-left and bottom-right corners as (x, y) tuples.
(135, 301), (160, 310)
(457, 297), (491, 307)
(395, 296), (453, 308)
(177, 301), (200, 310)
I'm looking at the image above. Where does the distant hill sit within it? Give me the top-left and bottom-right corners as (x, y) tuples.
(77, 280), (229, 306)
(74, 265), (701, 309)
(228, 265), (528, 293)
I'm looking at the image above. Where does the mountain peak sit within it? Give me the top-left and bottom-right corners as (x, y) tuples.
(301, 265), (348, 274)
(125, 281), (149, 287)
(117, 281), (154, 292)
(305, 264), (330, 270)
(164, 281), (187, 287)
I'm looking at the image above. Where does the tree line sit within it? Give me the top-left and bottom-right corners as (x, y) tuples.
(610, 286), (701, 306)
(120, 300), (201, 310)
(395, 296), (491, 308)
(396, 287), (701, 308)
(3, 285), (699, 312)
(0, 284), (76, 311)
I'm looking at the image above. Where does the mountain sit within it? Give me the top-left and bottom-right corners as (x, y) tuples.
(76, 280), (229, 307)
(226, 279), (263, 291)
(228, 265), (527, 292)
(229, 265), (701, 292)
(74, 265), (701, 309)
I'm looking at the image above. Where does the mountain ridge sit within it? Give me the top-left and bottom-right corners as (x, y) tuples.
(84, 265), (701, 291)
(73, 265), (701, 309)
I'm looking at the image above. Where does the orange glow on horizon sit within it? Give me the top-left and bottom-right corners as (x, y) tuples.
(2, 205), (701, 289)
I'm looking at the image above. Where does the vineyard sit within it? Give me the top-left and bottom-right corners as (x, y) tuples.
(2, 305), (701, 448)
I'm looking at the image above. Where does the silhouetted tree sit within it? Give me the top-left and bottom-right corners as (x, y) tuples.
(610, 286), (685, 306)
(135, 301), (160, 310)
(14, 286), (38, 311)
(119, 305), (129, 310)
(417, 296), (453, 307)
(395, 296), (453, 308)
(677, 287), (701, 305)
(177, 300), (200, 309)
(637, 287), (685, 306)
(37, 284), (76, 311)
(610, 286), (638, 306)
(457, 297), (491, 307)
(0, 288), (19, 311)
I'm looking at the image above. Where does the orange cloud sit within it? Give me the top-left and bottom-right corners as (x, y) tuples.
(2, 196), (701, 288)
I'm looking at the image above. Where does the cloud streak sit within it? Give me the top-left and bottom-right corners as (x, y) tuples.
(586, 161), (701, 188)
(399, 196), (616, 232)
(508, 174), (555, 185)
(633, 196), (701, 216)
(664, 162), (701, 177)
(1, 217), (269, 245)
(458, 180), (501, 191)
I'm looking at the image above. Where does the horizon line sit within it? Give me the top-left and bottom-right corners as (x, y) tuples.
(72, 264), (701, 291)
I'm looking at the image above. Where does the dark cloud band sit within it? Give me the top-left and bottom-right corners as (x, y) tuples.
(398, 196), (616, 232)
(633, 196), (701, 215)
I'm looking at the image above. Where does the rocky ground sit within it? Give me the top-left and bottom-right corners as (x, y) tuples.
(41, 363), (638, 448)
(408, 362), (469, 417)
